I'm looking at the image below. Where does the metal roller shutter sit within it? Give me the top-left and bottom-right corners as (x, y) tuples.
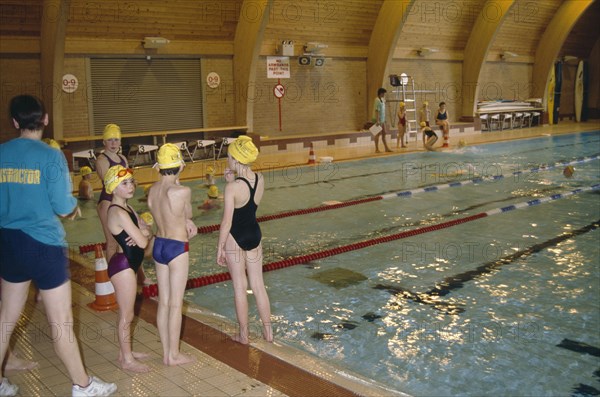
(90, 58), (203, 135)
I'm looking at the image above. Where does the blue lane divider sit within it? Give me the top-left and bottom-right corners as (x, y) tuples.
(380, 154), (600, 200)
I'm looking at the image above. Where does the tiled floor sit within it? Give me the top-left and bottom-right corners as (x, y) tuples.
(4, 120), (599, 397)
(5, 283), (287, 397)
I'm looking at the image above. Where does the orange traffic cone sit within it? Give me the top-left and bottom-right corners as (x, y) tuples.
(88, 244), (118, 311)
(307, 142), (316, 165)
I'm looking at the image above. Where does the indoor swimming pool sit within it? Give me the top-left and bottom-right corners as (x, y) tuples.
(64, 131), (600, 396)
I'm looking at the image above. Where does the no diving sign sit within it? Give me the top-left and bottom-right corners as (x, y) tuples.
(273, 83), (285, 98)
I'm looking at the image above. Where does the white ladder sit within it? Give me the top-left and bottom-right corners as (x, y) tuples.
(390, 74), (418, 144)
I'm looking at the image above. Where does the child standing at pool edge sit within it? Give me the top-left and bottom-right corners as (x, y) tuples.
(148, 143), (198, 366)
(217, 136), (273, 344)
(104, 165), (152, 373)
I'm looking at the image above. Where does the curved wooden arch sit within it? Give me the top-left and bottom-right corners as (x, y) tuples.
(461, 0), (516, 119)
(366, 0), (415, 118)
(532, 0), (594, 102)
(233, 0), (272, 131)
(40, 0), (70, 139)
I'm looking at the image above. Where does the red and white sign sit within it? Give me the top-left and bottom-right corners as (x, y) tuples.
(206, 72), (220, 88)
(267, 56), (290, 79)
(273, 83), (285, 98)
(62, 74), (79, 93)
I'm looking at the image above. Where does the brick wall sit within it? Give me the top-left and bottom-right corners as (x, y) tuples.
(252, 57), (367, 136)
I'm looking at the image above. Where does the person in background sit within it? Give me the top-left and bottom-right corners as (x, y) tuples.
(0, 94), (116, 396)
(199, 185), (222, 211)
(78, 166), (94, 200)
(372, 88), (392, 153)
(95, 124), (149, 285)
(420, 121), (438, 151)
(435, 101), (450, 148)
(419, 101), (431, 127)
(147, 144), (198, 366)
(396, 101), (407, 148)
(217, 136), (273, 344)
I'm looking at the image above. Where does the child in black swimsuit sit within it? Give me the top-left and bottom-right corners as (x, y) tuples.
(105, 165), (152, 373)
(217, 136), (272, 344)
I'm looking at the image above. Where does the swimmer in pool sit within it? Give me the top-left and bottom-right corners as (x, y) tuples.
(105, 165), (152, 373)
(147, 143), (198, 366)
(199, 185), (222, 211)
(217, 136), (272, 344)
(421, 121), (438, 151)
(563, 165), (575, 178)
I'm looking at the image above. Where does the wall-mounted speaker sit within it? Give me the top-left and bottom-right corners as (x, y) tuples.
(314, 57), (325, 67)
(298, 56), (311, 66)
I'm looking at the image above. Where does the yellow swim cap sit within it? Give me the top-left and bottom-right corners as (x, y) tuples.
(206, 165), (215, 175)
(207, 184), (219, 199)
(43, 138), (61, 150)
(104, 165), (133, 194)
(420, 121), (427, 128)
(399, 102), (405, 107)
(228, 136), (258, 164)
(140, 211), (154, 226)
(80, 166), (93, 176)
(423, 101), (429, 106)
(157, 143), (184, 170)
(103, 124), (122, 140)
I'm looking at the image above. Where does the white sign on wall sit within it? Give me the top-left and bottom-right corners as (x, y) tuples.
(206, 72), (221, 88)
(62, 74), (79, 93)
(267, 56), (290, 79)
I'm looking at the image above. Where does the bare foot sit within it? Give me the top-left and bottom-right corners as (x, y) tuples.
(375, 150), (381, 153)
(5, 353), (38, 372)
(385, 149), (393, 152)
(132, 351), (151, 360)
(119, 357), (150, 373)
(164, 353), (195, 366)
(262, 325), (273, 343)
(231, 334), (249, 345)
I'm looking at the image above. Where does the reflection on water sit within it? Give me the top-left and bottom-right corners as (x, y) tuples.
(65, 132), (600, 396)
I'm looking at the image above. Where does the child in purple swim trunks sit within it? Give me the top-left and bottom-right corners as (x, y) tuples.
(105, 165), (152, 373)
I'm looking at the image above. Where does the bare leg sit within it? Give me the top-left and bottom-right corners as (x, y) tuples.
(0, 280), (31, 379)
(111, 270), (150, 373)
(39, 281), (89, 386)
(4, 351), (38, 372)
(155, 255), (194, 366)
(381, 125), (392, 152)
(246, 245), (272, 342)
(225, 241), (250, 344)
(374, 132), (381, 153)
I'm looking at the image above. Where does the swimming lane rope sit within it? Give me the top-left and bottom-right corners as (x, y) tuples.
(80, 155), (599, 253)
(141, 183), (600, 297)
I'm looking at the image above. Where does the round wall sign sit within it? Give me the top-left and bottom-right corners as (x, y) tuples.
(206, 72), (221, 89)
(62, 74), (79, 93)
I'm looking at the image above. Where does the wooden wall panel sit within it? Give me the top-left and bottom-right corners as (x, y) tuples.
(0, 57), (41, 143)
(263, 0), (382, 50)
(0, 0), (43, 36)
(491, 0), (560, 58)
(202, 57), (236, 128)
(561, 0), (600, 59)
(66, 0), (242, 41)
(62, 56), (90, 137)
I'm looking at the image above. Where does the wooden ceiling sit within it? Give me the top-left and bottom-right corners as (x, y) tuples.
(0, 0), (598, 58)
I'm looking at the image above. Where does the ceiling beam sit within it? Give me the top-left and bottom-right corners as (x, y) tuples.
(366, 0), (415, 121)
(40, 0), (70, 139)
(532, 0), (594, 102)
(461, 0), (516, 119)
(233, 0), (272, 132)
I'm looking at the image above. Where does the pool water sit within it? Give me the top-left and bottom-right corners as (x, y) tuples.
(64, 132), (600, 396)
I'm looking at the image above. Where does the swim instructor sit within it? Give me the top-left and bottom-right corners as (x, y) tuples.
(0, 95), (116, 396)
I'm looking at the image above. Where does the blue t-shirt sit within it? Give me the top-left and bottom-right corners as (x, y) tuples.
(0, 138), (76, 246)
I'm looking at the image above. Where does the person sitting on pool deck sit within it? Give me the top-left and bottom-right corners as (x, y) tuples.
(147, 143), (198, 366)
(217, 136), (273, 344)
(105, 165), (152, 373)
(78, 166), (95, 200)
(421, 121), (438, 151)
